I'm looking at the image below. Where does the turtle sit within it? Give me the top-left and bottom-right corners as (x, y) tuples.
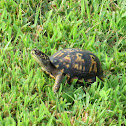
(31, 48), (104, 93)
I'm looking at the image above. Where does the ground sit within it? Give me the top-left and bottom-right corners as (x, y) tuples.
(0, 0), (126, 125)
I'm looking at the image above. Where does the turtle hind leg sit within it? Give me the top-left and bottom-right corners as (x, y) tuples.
(53, 74), (64, 93)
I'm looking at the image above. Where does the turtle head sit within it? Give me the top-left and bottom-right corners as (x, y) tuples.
(31, 49), (51, 71)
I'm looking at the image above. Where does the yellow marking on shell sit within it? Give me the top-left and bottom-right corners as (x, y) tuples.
(73, 64), (79, 69)
(63, 50), (67, 52)
(79, 65), (82, 71)
(57, 53), (64, 57)
(64, 48), (74, 52)
(55, 65), (59, 68)
(64, 55), (71, 62)
(63, 62), (66, 65)
(73, 64), (83, 71)
(53, 52), (62, 58)
(89, 55), (97, 73)
(83, 66), (85, 71)
(65, 64), (70, 68)
(75, 53), (85, 63)
(60, 59), (63, 62)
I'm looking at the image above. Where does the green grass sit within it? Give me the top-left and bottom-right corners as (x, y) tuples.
(0, 0), (126, 125)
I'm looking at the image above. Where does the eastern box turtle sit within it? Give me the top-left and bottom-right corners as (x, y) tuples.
(31, 48), (104, 93)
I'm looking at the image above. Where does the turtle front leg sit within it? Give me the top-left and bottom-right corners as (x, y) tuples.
(53, 74), (64, 93)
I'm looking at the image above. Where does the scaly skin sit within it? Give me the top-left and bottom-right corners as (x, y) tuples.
(31, 48), (63, 93)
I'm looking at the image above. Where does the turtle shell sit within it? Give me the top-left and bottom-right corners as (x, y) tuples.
(49, 48), (104, 82)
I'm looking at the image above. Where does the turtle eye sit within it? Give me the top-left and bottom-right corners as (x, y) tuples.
(35, 50), (42, 56)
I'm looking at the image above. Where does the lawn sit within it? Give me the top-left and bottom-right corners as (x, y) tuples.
(0, 0), (126, 125)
